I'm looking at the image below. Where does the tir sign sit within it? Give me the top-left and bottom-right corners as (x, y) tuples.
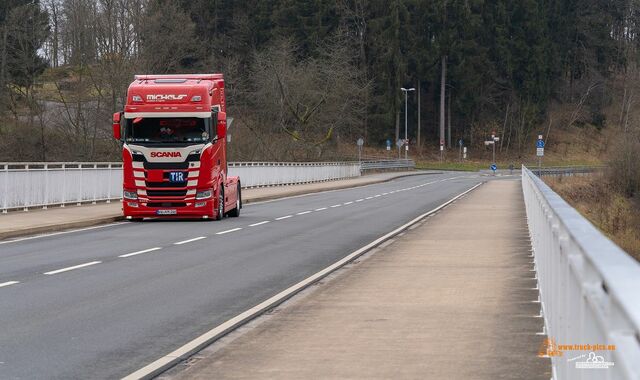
(146, 94), (188, 102)
(169, 172), (185, 182)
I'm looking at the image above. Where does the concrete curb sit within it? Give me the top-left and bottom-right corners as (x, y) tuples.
(0, 171), (438, 242)
(122, 181), (484, 380)
(0, 216), (125, 241)
(242, 171), (440, 204)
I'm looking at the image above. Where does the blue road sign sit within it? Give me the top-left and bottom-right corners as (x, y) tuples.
(537, 139), (545, 148)
(458, 139), (464, 147)
(490, 164), (497, 171)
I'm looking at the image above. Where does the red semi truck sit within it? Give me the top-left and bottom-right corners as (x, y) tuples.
(112, 73), (241, 221)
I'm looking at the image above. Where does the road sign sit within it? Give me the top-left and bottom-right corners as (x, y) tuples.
(537, 147), (544, 157)
(490, 164), (497, 171)
(357, 137), (364, 147)
(484, 140), (494, 145)
(396, 139), (404, 148)
(536, 139), (545, 148)
(386, 139), (391, 151)
(458, 139), (463, 147)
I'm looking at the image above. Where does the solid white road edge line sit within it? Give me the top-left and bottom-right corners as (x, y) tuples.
(43, 261), (102, 275)
(174, 236), (206, 245)
(119, 247), (162, 258)
(249, 221), (270, 227)
(216, 228), (242, 235)
(0, 281), (19, 288)
(122, 180), (484, 380)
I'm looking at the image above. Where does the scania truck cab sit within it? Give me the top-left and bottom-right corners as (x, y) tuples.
(112, 73), (241, 220)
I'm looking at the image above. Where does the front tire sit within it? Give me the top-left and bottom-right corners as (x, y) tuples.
(214, 187), (224, 221)
(228, 184), (241, 217)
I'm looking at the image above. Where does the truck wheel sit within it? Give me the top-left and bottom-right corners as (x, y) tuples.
(228, 184), (241, 217)
(214, 188), (224, 221)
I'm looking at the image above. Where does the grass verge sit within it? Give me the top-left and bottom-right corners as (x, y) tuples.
(545, 174), (640, 262)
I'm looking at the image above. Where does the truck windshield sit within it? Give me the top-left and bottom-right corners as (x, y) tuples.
(124, 117), (211, 144)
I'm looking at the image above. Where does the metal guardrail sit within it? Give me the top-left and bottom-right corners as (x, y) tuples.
(522, 165), (640, 380)
(228, 161), (360, 188)
(1, 163), (123, 212)
(361, 159), (415, 171)
(533, 166), (604, 177)
(1, 160), (412, 212)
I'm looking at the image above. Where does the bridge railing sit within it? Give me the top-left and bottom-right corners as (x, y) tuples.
(1, 160), (413, 212)
(522, 165), (640, 380)
(532, 165), (605, 177)
(360, 159), (415, 171)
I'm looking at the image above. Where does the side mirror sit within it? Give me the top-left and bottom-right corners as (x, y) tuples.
(216, 111), (227, 140)
(112, 112), (122, 140)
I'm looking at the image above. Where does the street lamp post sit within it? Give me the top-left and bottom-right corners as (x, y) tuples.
(400, 87), (415, 160)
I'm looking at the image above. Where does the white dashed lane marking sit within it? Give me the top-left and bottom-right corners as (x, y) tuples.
(119, 247), (162, 258)
(249, 221), (270, 227)
(0, 281), (19, 288)
(330, 204), (341, 208)
(44, 261), (102, 275)
(314, 207), (327, 211)
(174, 236), (206, 245)
(216, 227), (243, 235)
(275, 215), (293, 220)
(343, 201), (353, 205)
(296, 211), (312, 215)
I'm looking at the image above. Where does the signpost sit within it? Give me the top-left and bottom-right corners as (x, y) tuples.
(386, 139), (391, 151)
(485, 132), (500, 166)
(463, 146), (467, 160)
(440, 139), (445, 161)
(458, 139), (464, 161)
(490, 163), (497, 175)
(357, 137), (364, 162)
(396, 139), (404, 159)
(536, 135), (545, 175)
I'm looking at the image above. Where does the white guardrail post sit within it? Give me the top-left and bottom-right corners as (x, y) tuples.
(522, 165), (640, 380)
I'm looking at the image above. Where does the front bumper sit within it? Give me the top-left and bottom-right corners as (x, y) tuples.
(122, 198), (214, 219)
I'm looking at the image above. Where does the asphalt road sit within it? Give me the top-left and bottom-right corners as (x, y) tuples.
(0, 172), (484, 379)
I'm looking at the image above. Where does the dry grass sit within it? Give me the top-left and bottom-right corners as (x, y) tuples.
(545, 175), (640, 262)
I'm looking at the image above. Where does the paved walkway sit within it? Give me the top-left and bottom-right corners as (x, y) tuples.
(163, 179), (551, 379)
(0, 171), (426, 240)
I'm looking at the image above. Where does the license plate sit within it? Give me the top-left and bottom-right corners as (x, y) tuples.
(156, 209), (177, 215)
(168, 171), (185, 182)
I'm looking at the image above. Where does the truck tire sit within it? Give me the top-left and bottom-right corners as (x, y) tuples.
(214, 187), (224, 221)
(227, 183), (241, 217)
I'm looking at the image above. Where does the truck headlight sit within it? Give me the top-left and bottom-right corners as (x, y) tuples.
(123, 190), (138, 200)
(196, 190), (212, 200)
